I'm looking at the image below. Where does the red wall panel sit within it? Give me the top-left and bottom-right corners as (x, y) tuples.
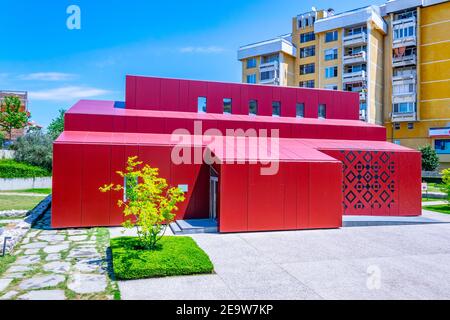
(135, 76), (161, 110)
(81, 144), (111, 227)
(160, 78), (179, 111)
(398, 152), (421, 216)
(219, 164), (249, 232)
(52, 144), (83, 228)
(109, 145), (126, 225)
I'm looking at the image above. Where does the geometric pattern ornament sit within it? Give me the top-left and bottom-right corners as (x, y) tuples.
(340, 150), (396, 215)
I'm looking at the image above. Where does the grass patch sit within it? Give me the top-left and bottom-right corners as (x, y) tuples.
(0, 188), (52, 194)
(0, 194), (45, 211)
(0, 254), (16, 276)
(111, 236), (214, 280)
(423, 204), (450, 215)
(0, 160), (50, 179)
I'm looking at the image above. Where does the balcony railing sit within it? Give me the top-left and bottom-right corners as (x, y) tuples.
(392, 92), (416, 104)
(391, 111), (416, 122)
(259, 60), (279, 70)
(343, 51), (366, 65)
(392, 16), (416, 27)
(359, 109), (367, 121)
(392, 54), (416, 67)
(259, 76), (279, 85)
(392, 71), (416, 82)
(343, 33), (367, 46)
(342, 70), (366, 83)
(393, 36), (416, 48)
(359, 91), (367, 101)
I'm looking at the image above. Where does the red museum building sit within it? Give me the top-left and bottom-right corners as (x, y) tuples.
(52, 75), (421, 232)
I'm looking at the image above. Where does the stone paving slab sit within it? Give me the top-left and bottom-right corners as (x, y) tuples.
(0, 208), (118, 300)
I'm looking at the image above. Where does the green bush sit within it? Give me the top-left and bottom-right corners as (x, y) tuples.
(111, 236), (214, 280)
(419, 145), (440, 172)
(0, 159), (50, 178)
(14, 130), (53, 172)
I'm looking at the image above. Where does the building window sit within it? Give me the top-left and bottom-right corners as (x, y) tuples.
(296, 103), (305, 117)
(198, 97), (207, 113)
(325, 66), (338, 78)
(435, 139), (450, 154)
(318, 104), (326, 118)
(407, 122), (414, 130)
(223, 98), (232, 114)
(249, 99), (258, 116)
(260, 70), (275, 81)
(325, 30), (338, 42)
(261, 54), (278, 64)
(394, 123), (400, 130)
(300, 45), (315, 58)
(325, 84), (338, 90)
(246, 74), (256, 84)
(394, 26), (415, 40)
(246, 58), (257, 69)
(299, 80), (315, 88)
(393, 83), (415, 95)
(393, 102), (415, 113)
(272, 101), (281, 117)
(300, 63), (315, 75)
(300, 32), (315, 43)
(324, 48), (338, 61)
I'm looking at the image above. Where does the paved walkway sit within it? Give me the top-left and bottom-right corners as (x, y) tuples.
(0, 209), (118, 300)
(118, 217), (450, 300)
(0, 192), (49, 197)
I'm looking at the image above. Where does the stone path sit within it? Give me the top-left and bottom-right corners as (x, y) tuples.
(0, 209), (119, 300)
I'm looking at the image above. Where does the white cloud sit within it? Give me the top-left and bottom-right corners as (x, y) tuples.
(29, 86), (110, 101)
(179, 46), (225, 54)
(18, 72), (76, 81)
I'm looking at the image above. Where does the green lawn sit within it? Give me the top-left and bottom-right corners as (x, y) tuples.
(111, 236), (214, 280)
(0, 194), (46, 211)
(421, 198), (443, 202)
(0, 188), (52, 195)
(422, 204), (450, 215)
(0, 255), (16, 277)
(425, 182), (445, 193)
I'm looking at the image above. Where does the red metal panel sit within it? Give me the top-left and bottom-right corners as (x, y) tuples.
(219, 164), (248, 232)
(297, 88), (318, 118)
(135, 76), (161, 110)
(137, 116), (165, 134)
(125, 116), (138, 132)
(281, 87), (297, 117)
(160, 78), (179, 111)
(309, 162), (342, 228)
(317, 90), (334, 119)
(189, 80), (208, 113)
(247, 163), (285, 231)
(113, 115), (126, 132)
(52, 143), (83, 228)
(81, 144), (111, 227)
(283, 162), (297, 229)
(165, 118), (194, 135)
(109, 145), (126, 226)
(230, 84), (242, 115)
(88, 114), (113, 132)
(179, 79), (190, 111)
(296, 162), (310, 229)
(398, 151), (421, 216)
(125, 75), (136, 109)
(207, 82), (229, 114)
(138, 145), (171, 185)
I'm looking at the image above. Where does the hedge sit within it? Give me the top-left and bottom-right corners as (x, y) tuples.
(0, 160), (51, 179)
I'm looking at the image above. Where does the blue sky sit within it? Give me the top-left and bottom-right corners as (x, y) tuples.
(0, 0), (382, 128)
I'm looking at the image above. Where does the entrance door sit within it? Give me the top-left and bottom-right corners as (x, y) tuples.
(209, 167), (218, 220)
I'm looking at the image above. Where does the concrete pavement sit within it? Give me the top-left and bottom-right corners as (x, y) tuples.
(118, 217), (450, 300)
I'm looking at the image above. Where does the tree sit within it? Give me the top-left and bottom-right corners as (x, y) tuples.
(440, 168), (450, 203)
(47, 109), (66, 140)
(100, 156), (185, 250)
(14, 130), (53, 172)
(0, 96), (30, 140)
(419, 145), (440, 172)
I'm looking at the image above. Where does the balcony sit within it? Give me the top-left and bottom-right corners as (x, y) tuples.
(359, 91), (367, 101)
(343, 33), (367, 46)
(259, 60), (279, 71)
(343, 51), (367, 65)
(392, 16), (416, 28)
(392, 54), (416, 67)
(359, 109), (367, 121)
(391, 112), (417, 122)
(392, 92), (416, 104)
(392, 70), (416, 83)
(393, 36), (416, 49)
(259, 77), (279, 85)
(343, 70), (366, 84)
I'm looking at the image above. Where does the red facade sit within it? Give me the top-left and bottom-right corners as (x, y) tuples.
(52, 76), (422, 232)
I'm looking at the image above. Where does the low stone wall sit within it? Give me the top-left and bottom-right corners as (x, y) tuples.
(0, 195), (52, 255)
(0, 177), (52, 191)
(0, 150), (15, 160)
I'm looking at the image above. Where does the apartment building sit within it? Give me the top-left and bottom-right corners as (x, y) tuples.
(237, 0), (450, 167)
